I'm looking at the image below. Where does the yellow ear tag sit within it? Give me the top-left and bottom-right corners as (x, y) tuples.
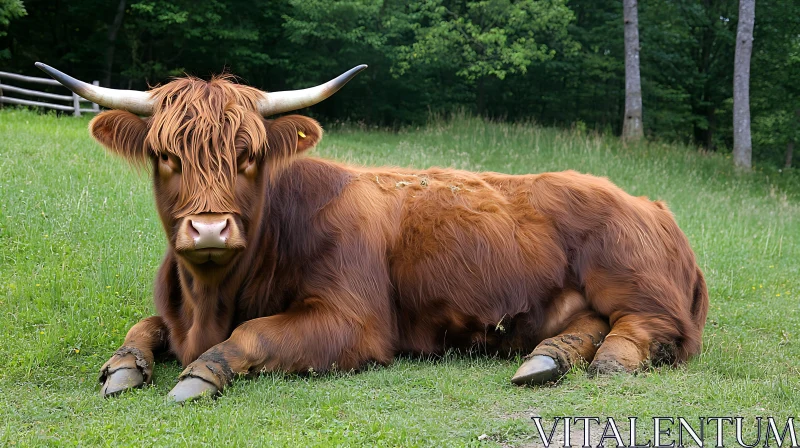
(297, 131), (306, 139)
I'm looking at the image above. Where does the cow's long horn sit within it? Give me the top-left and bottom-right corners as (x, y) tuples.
(258, 64), (367, 116)
(35, 62), (154, 116)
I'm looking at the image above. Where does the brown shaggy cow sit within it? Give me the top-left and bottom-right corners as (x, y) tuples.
(38, 62), (708, 403)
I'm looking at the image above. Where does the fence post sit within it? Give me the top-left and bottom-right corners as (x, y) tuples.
(92, 81), (100, 112)
(72, 92), (81, 117)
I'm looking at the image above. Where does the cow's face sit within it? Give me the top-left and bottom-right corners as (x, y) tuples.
(88, 77), (322, 271)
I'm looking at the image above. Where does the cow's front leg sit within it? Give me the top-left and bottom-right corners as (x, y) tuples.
(99, 316), (169, 397)
(168, 297), (391, 403)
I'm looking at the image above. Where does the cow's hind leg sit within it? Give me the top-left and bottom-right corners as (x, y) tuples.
(99, 316), (169, 397)
(587, 314), (662, 375)
(511, 311), (609, 385)
(167, 297), (392, 403)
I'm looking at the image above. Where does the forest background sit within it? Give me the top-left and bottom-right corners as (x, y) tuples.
(0, 0), (798, 167)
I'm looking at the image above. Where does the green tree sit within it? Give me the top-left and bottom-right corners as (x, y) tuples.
(750, 0), (800, 167)
(1, 0), (799, 167)
(279, 0), (420, 122)
(0, 0), (24, 35)
(638, 0), (737, 148)
(523, 0), (625, 131)
(0, 0), (25, 59)
(120, 1), (269, 85)
(394, 0), (576, 113)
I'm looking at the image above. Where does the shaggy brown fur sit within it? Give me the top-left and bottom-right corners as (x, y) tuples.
(91, 76), (708, 395)
(150, 76), (266, 217)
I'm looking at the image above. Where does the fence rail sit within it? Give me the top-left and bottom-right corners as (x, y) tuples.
(0, 70), (100, 116)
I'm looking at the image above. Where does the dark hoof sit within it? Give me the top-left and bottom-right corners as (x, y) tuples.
(587, 358), (628, 377)
(100, 368), (144, 397)
(168, 377), (219, 403)
(511, 355), (560, 385)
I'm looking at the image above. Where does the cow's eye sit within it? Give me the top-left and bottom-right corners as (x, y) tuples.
(238, 151), (256, 173)
(159, 152), (181, 173)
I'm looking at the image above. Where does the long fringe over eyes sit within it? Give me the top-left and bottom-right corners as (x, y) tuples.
(147, 75), (267, 217)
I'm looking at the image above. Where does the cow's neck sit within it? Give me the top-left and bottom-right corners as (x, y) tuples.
(162, 244), (270, 365)
(175, 258), (246, 352)
(167, 157), (354, 361)
(264, 157), (355, 262)
(237, 157), (355, 314)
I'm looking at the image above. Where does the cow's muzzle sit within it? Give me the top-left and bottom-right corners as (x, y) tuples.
(175, 213), (245, 264)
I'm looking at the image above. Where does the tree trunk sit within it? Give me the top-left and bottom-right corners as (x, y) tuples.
(622, 0), (644, 142)
(103, 0), (127, 87)
(733, 0), (755, 170)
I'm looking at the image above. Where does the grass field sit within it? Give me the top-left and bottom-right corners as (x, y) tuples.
(0, 108), (798, 447)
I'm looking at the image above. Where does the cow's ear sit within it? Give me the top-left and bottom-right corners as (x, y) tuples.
(263, 115), (323, 164)
(89, 110), (150, 165)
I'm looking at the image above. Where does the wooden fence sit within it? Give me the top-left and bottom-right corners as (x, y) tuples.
(0, 70), (99, 116)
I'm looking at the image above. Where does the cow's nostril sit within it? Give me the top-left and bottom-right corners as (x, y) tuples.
(219, 220), (230, 239)
(187, 220), (200, 238)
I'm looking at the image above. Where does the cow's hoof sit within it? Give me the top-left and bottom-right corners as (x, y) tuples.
(511, 355), (560, 385)
(100, 368), (144, 397)
(168, 377), (219, 403)
(587, 358), (628, 376)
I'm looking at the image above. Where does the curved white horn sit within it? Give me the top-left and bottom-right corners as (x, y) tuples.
(258, 64), (367, 116)
(35, 62), (154, 116)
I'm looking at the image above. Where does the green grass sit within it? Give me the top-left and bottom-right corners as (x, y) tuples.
(0, 108), (798, 447)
